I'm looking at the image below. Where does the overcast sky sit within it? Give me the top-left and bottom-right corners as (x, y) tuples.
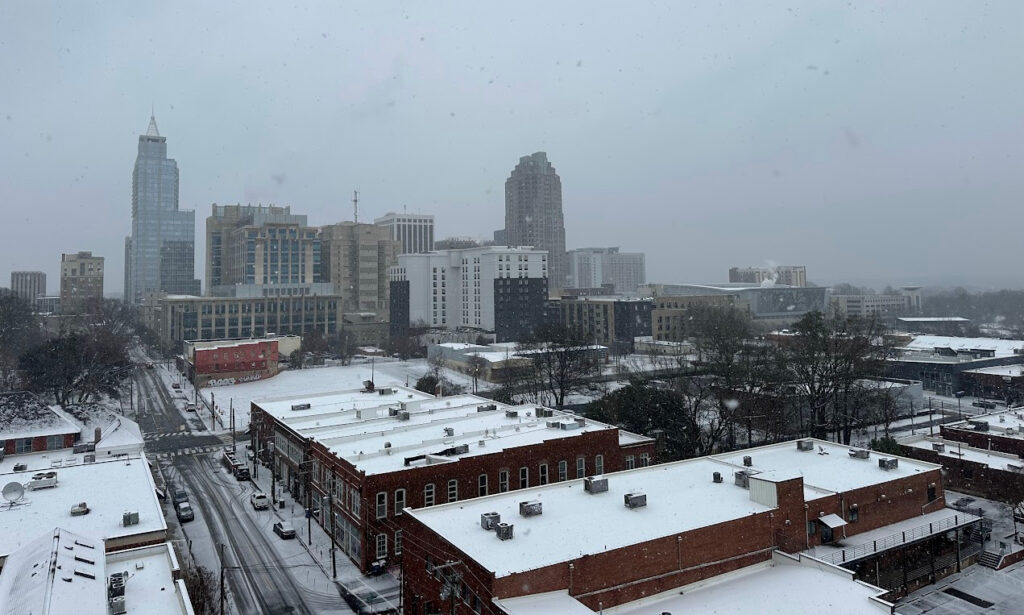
(2, 1), (1022, 296)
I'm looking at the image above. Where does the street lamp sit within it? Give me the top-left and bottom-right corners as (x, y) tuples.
(955, 390), (965, 421)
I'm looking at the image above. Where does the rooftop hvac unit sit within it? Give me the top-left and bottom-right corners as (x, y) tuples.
(559, 421), (582, 431)
(796, 440), (814, 451)
(122, 511), (140, 526)
(624, 492), (647, 509)
(70, 502), (90, 516)
(546, 420), (561, 428)
(575, 418), (587, 427)
(73, 443), (95, 454)
(481, 512), (501, 530)
(536, 408), (554, 418)
(290, 403), (311, 411)
(742, 455), (753, 467)
(932, 443), (945, 452)
(444, 427), (455, 437)
(519, 500), (543, 517)
(1000, 415), (1006, 423)
(848, 449), (870, 460)
(477, 404), (498, 412)
(453, 444), (469, 455)
(878, 458), (899, 471)
(506, 410), (519, 418)
(83, 454), (96, 463)
(713, 472), (723, 483)
(388, 407), (399, 417)
(734, 470), (751, 489)
(584, 476), (608, 494)
(107, 573), (126, 598)
(384, 442), (391, 449)
(1008, 428), (1017, 435)
(969, 420), (990, 432)
(397, 411), (410, 421)
(496, 522), (514, 540)
(109, 596), (127, 615)
(378, 387), (394, 395)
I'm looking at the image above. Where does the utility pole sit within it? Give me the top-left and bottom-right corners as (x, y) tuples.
(219, 543), (226, 615)
(230, 399), (235, 453)
(434, 560), (463, 615)
(211, 392), (216, 431)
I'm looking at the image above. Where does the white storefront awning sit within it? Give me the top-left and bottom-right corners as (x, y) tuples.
(819, 513), (848, 529)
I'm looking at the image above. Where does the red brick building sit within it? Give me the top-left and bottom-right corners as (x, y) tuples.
(940, 409), (1024, 457)
(0, 392), (79, 456)
(250, 387), (654, 572)
(185, 338), (279, 387)
(400, 439), (953, 614)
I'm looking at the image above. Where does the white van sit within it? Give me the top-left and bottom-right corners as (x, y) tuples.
(250, 492), (270, 510)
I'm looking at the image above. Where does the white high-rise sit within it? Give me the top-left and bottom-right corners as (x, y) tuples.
(375, 212), (434, 254)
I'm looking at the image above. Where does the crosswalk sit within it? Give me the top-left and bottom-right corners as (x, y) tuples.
(150, 444), (223, 460)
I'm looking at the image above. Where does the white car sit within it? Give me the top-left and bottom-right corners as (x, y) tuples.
(250, 493), (270, 510)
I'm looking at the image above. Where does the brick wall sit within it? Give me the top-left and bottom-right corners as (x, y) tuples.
(899, 444), (1024, 503)
(941, 425), (1024, 457)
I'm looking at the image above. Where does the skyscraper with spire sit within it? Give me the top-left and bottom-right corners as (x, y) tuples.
(124, 115), (199, 303)
(505, 152), (566, 293)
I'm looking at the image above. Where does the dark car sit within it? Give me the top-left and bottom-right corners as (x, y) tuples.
(273, 521), (296, 539)
(176, 502), (195, 523)
(172, 489), (189, 505)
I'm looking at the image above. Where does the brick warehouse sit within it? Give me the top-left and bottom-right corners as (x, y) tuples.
(939, 408), (1024, 457)
(249, 386), (654, 572)
(401, 439), (956, 614)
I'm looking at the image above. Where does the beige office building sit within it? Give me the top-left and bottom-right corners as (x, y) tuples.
(60, 252), (104, 313)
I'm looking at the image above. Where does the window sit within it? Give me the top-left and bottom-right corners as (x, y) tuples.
(807, 520), (817, 536)
(640, 453), (651, 467)
(424, 483), (435, 507)
(558, 460), (567, 481)
(447, 479), (458, 502)
(539, 463), (548, 485)
(519, 466), (529, 489)
(376, 492), (387, 519)
(499, 470), (509, 493)
(394, 489), (406, 516)
(478, 474), (488, 496)
(848, 504), (859, 522)
(376, 534), (387, 559)
(595, 455), (604, 475)
(46, 434), (64, 450)
(576, 457), (585, 478)
(15, 438), (32, 454)
(927, 484), (936, 501)
(625, 455), (635, 470)
(394, 530), (403, 555)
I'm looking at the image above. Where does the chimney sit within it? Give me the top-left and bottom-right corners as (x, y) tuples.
(94, 427), (102, 445)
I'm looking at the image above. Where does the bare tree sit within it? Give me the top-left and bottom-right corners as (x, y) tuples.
(521, 324), (601, 409)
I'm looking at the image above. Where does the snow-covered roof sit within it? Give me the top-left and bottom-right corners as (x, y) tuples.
(105, 542), (195, 615)
(963, 364), (1024, 378)
(903, 335), (1024, 358)
(710, 440), (939, 497)
(0, 392), (80, 441)
(945, 409), (1024, 441)
(898, 317), (970, 323)
(254, 386), (439, 422)
(901, 435), (1024, 471)
(407, 457), (773, 577)
(59, 403), (145, 455)
(0, 453), (166, 559)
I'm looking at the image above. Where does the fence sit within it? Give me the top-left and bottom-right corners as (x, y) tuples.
(815, 513), (980, 566)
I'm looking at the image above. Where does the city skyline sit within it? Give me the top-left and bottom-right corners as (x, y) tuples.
(2, 3), (1023, 293)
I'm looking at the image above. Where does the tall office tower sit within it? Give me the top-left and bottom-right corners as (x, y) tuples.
(567, 247), (646, 294)
(124, 115), (199, 303)
(505, 152), (566, 293)
(204, 203), (321, 296)
(320, 222), (398, 314)
(60, 251), (104, 313)
(10, 271), (46, 303)
(374, 212), (434, 254)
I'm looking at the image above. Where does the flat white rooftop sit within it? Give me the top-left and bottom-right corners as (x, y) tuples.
(945, 409), (1024, 441)
(710, 439), (939, 497)
(903, 335), (1024, 358)
(964, 364), (1024, 378)
(0, 453), (165, 559)
(407, 457), (772, 577)
(106, 542), (194, 615)
(902, 435), (1024, 471)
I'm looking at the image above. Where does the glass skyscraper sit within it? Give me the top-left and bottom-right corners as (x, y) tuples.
(124, 115), (199, 303)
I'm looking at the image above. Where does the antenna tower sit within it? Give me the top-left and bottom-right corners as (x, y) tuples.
(353, 190), (360, 223)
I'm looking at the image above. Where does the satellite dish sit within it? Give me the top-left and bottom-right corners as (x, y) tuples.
(2, 481), (25, 503)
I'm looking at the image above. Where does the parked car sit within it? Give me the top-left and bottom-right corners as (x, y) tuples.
(171, 383), (181, 390)
(273, 521), (296, 539)
(176, 502), (194, 523)
(172, 489), (189, 505)
(250, 493), (269, 510)
(145, 362), (154, 369)
(184, 403), (197, 412)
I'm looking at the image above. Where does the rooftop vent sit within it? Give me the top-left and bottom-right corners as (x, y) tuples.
(796, 440), (814, 451)
(506, 410), (519, 418)
(932, 442), (945, 452)
(290, 403), (311, 411)
(848, 449), (870, 460)
(122, 511), (140, 526)
(73, 443), (95, 454)
(481, 512), (501, 530)
(444, 427), (455, 437)
(734, 470), (752, 489)
(742, 455), (753, 467)
(388, 407), (399, 417)
(546, 420), (561, 428)
(624, 492), (647, 509)
(878, 458), (899, 471)
(70, 502), (90, 516)
(477, 404), (498, 412)
(378, 387), (395, 395)
(969, 420), (990, 432)
(519, 500), (543, 517)
(559, 421), (582, 431)
(536, 408), (554, 418)
(496, 522), (514, 540)
(584, 476), (608, 494)
(384, 442), (391, 449)
(712, 471), (723, 483)
(83, 453), (95, 463)
(397, 411), (410, 421)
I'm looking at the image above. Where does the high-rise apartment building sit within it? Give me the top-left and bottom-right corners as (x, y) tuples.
(729, 265), (807, 287)
(374, 212), (434, 254)
(567, 247), (646, 294)
(10, 271), (46, 303)
(60, 251), (104, 313)
(124, 115), (199, 304)
(505, 152), (567, 293)
(204, 203), (322, 297)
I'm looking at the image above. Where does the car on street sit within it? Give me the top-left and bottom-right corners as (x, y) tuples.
(171, 383), (181, 390)
(250, 493), (269, 510)
(172, 489), (189, 505)
(184, 403), (197, 412)
(272, 521), (296, 539)
(176, 502), (194, 522)
(145, 362), (154, 369)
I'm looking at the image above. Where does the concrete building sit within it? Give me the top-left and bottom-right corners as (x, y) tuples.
(249, 387), (654, 572)
(33, 296), (60, 314)
(321, 222), (398, 346)
(830, 287), (921, 319)
(144, 293), (343, 349)
(643, 283), (827, 328)
(559, 296), (652, 354)
(59, 251), (104, 313)
(391, 246), (549, 342)
(505, 152), (566, 292)
(566, 247), (646, 294)
(401, 439), (964, 613)
(729, 265), (807, 287)
(888, 335), (1024, 395)
(374, 212), (434, 254)
(204, 203), (313, 291)
(124, 114), (199, 304)
(651, 293), (745, 343)
(10, 271), (46, 303)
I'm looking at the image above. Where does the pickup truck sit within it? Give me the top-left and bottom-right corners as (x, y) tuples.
(250, 493), (270, 510)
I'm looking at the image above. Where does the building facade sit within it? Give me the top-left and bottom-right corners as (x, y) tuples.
(205, 203), (311, 290)
(183, 338), (280, 387)
(59, 251), (104, 313)
(560, 296), (652, 353)
(9, 271), (46, 304)
(391, 246), (548, 341)
(374, 212), (434, 254)
(729, 265), (807, 287)
(830, 287), (922, 319)
(566, 247), (646, 294)
(644, 283), (827, 328)
(124, 115), (199, 303)
(504, 152), (566, 293)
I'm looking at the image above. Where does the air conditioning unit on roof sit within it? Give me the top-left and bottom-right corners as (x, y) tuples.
(584, 476), (608, 494)
(624, 492), (647, 509)
(481, 512), (501, 530)
(932, 443), (945, 452)
(519, 500), (543, 517)
(848, 449), (870, 460)
(796, 440), (814, 451)
(878, 458), (899, 471)
(496, 522), (514, 540)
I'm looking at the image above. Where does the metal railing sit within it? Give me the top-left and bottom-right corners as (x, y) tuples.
(815, 513), (978, 566)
